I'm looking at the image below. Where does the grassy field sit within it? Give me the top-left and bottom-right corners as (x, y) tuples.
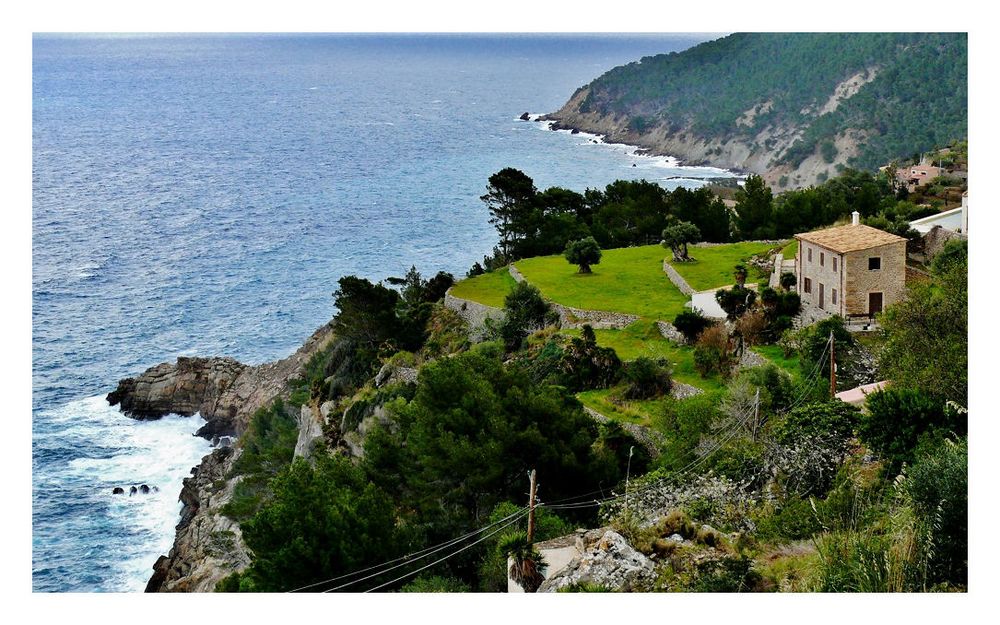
(563, 321), (728, 394)
(668, 241), (780, 291)
(514, 245), (687, 320)
(780, 239), (798, 259)
(576, 388), (673, 426)
(752, 344), (803, 382)
(447, 268), (515, 308)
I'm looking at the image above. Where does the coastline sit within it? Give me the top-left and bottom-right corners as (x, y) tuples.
(109, 322), (337, 592)
(524, 113), (746, 186)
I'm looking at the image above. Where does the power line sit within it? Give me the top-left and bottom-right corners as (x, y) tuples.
(360, 510), (529, 593)
(544, 396), (763, 513)
(286, 506), (527, 593)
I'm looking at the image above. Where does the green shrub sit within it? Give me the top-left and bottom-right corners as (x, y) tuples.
(556, 325), (623, 391)
(399, 575), (471, 593)
(221, 399), (300, 521)
(619, 356), (672, 400)
(692, 555), (762, 592)
(771, 401), (861, 445)
(673, 310), (713, 343)
(860, 388), (965, 473)
(902, 437), (967, 587)
(754, 497), (823, 541)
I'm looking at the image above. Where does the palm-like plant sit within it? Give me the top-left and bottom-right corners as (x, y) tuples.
(500, 531), (548, 593)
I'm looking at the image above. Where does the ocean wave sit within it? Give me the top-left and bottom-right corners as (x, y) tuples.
(33, 395), (212, 592)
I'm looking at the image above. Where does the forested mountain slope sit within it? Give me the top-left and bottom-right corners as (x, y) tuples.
(546, 33), (966, 188)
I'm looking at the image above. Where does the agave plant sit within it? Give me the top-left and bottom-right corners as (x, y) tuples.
(500, 531), (548, 593)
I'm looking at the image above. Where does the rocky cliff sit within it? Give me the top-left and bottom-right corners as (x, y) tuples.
(544, 33), (967, 190)
(108, 322), (336, 592)
(545, 86), (866, 190)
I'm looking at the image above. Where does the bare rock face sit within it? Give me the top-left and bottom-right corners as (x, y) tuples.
(145, 446), (251, 592)
(538, 530), (655, 592)
(115, 322), (336, 592)
(107, 357), (246, 422)
(293, 404), (324, 459)
(108, 323), (334, 437)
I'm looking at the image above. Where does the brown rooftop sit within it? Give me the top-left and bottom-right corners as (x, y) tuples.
(795, 223), (907, 253)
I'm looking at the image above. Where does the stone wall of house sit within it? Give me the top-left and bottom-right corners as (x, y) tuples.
(798, 240), (846, 316)
(844, 240), (907, 315)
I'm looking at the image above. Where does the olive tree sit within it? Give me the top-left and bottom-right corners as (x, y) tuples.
(564, 237), (602, 274)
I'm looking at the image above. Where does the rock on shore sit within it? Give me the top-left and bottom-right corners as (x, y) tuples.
(109, 322), (336, 592)
(108, 324), (334, 437)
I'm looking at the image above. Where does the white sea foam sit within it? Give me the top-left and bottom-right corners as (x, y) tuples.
(36, 396), (212, 591)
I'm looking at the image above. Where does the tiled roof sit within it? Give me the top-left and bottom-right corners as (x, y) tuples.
(795, 223), (907, 253)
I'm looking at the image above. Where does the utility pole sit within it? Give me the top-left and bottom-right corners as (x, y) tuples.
(625, 446), (635, 518)
(526, 469), (538, 544)
(752, 388), (761, 441)
(829, 331), (837, 399)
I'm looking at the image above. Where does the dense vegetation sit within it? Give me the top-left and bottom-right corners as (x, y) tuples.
(474, 170), (730, 270)
(570, 33), (967, 171)
(218, 165), (966, 593)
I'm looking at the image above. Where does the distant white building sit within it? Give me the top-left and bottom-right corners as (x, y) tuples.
(909, 192), (968, 258)
(909, 193), (968, 235)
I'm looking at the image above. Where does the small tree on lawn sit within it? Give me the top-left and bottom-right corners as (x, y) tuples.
(564, 237), (602, 274)
(661, 217), (701, 262)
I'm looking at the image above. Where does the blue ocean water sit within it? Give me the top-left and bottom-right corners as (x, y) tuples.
(32, 33), (730, 592)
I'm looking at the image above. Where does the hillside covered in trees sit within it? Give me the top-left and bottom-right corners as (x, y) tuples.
(547, 33), (967, 188)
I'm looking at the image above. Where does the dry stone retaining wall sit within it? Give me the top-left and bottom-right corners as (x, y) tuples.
(443, 291), (504, 341)
(582, 405), (668, 457)
(662, 259), (694, 295)
(655, 320), (687, 344)
(553, 304), (638, 330)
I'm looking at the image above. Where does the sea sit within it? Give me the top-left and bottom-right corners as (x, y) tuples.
(31, 33), (733, 592)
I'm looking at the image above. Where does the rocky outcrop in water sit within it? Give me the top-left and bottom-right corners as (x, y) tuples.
(108, 324), (334, 437)
(107, 357), (246, 422)
(113, 322), (336, 592)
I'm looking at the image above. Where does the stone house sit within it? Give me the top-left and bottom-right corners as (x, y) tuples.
(896, 163), (942, 191)
(794, 212), (907, 319)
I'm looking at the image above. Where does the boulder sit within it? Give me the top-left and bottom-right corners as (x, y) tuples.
(519, 111), (530, 121)
(112, 487), (124, 495)
(129, 486), (137, 496)
(538, 530), (655, 592)
(139, 484), (150, 494)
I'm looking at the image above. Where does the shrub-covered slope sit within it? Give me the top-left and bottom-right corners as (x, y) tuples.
(548, 33), (966, 188)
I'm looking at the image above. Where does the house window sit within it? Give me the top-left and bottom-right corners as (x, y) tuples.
(807, 248), (812, 263)
(833, 257), (838, 272)
(832, 288), (838, 305)
(869, 257), (881, 271)
(820, 252), (824, 267)
(803, 277), (812, 294)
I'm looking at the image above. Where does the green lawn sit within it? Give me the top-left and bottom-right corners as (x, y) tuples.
(752, 344), (803, 382)
(447, 268), (515, 308)
(668, 241), (780, 291)
(563, 321), (727, 394)
(780, 239), (797, 259)
(514, 245), (688, 320)
(576, 388), (673, 427)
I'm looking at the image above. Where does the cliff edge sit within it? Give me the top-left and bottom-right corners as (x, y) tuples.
(108, 322), (335, 592)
